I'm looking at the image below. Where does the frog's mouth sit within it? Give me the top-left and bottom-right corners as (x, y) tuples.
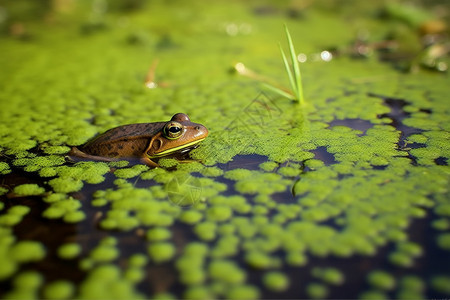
(149, 138), (206, 158)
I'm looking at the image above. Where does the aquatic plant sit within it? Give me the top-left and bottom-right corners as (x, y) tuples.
(235, 25), (305, 104)
(264, 24), (305, 104)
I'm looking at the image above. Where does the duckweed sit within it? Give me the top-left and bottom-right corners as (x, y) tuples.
(245, 251), (279, 269)
(152, 292), (177, 300)
(43, 193), (67, 203)
(0, 187), (8, 197)
(436, 233), (450, 250)
(200, 166), (224, 177)
(78, 264), (143, 299)
(389, 252), (413, 267)
(3, 271), (43, 298)
(10, 240), (46, 263)
(396, 275), (425, 299)
(148, 242), (175, 263)
(13, 155), (66, 172)
(432, 218), (450, 231)
(179, 210), (203, 224)
(306, 283), (329, 299)
(114, 164), (149, 179)
(63, 210), (86, 223)
(359, 290), (388, 299)
(0, 213), (25, 227)
(13, 184), (45, 196)
(194, 221), (217, 241)
(42, 206), (65, 219)
(58, 243), (82, 260)
(286, 251), (308, 266)
(184, 286), (213, 299)
(91, 198), (108, 207)
(48, 177), (83, 193)
(13, 271), (43, 290)
(146, 227), (172, 241)
(7, 205), (30, 216)
(259, 161), (278, 172)
(312, 267), (344, 285)
(128, 253), (148, 268)
(42, 197), (83, 221)
(158, 158), (179, 168)
(209, 259), (246, 284)
(90, 246), (120, 262)
(0, 162), (11, 174)
(124, 267), (145, 283)
(224, 169), (253, 180)
(431, 276), (450, 295)
(263, 271), (290, 291)
(227, 285), (260, 300)
(367, 270), (396, 290)
(43, 280), (75, 300)
(206, 205), (233, 222)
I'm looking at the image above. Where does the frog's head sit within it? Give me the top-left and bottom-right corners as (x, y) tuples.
(148, 113), (209, 158)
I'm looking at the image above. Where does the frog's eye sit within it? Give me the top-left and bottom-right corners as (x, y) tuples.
(164, 121), (183, 139)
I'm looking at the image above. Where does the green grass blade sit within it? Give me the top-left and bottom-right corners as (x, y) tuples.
(279, 43), (298, 97)
(284, 24), (304, 104)
(262, 83), (295, 100)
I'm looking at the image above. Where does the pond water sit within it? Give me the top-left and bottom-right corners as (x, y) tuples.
(1, 0), (449, 299)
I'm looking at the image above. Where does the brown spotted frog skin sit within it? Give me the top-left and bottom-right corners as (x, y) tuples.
(69, 113), (208, 167)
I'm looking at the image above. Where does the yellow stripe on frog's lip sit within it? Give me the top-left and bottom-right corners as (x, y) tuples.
(149, 138), (206, 158)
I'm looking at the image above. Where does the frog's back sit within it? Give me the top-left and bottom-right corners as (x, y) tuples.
(81, 122), (165, 158)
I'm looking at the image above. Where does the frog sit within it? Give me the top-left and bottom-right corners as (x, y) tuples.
(68, 113), (208, 167)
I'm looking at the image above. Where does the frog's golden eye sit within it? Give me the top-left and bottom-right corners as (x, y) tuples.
(163, 121), (183, 139)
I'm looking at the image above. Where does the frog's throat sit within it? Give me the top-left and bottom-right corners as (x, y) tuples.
(149, 138), (205, 158)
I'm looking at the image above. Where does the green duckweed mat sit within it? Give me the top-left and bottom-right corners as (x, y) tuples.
(1, 0), (449, 299)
